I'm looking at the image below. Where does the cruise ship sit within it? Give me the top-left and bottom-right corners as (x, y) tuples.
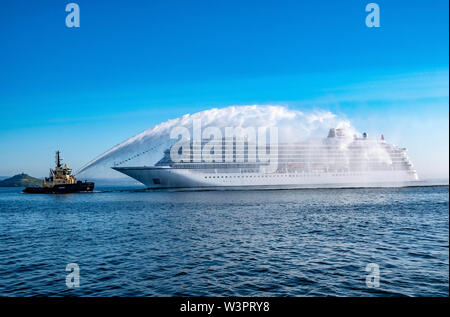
(112, 128), (418, 189)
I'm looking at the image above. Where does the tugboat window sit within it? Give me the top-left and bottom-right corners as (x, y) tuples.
(152, 178), (161, 185)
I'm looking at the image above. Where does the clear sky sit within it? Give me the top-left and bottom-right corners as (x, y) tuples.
(0, 0), (448, 179)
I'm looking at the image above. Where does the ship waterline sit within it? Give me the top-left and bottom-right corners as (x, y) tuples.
(112, 128), (418, 189)
(112, 167), (417, 189)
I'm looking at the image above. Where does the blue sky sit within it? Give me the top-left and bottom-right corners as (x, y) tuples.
(0, 0), (448, 178)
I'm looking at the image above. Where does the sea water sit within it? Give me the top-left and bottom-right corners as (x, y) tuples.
(0, 185), (448, 296)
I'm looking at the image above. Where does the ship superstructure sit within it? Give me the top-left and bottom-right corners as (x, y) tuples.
(112, 129), (418, 189)
(43, 151), (77, 187)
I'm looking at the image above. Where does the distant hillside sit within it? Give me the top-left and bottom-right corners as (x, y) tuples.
(0, 173), (43, 187)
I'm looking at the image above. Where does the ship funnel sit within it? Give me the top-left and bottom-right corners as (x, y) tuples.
(327, 128), (336, 138)
(327, 128), (348, 138)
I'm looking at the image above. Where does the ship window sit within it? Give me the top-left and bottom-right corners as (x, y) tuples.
(152, 178), (161, 185)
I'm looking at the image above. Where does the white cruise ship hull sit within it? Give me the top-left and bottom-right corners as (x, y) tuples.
(113, 167), (419, 190)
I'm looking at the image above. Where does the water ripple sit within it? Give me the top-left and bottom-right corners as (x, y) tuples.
(0, 186), (448, 296)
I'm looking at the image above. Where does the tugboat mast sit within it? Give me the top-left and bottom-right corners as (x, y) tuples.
(56, 151), (61, 168)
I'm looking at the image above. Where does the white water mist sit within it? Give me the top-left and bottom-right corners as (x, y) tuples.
(77, 105), (389, 178)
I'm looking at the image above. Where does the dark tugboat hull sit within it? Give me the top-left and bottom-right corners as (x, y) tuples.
(23, 182), (95, 194)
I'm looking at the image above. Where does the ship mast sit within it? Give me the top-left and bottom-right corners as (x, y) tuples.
(56, 151), (61, 168)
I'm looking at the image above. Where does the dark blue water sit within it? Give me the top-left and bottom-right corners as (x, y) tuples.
(0, 185), (448, 297)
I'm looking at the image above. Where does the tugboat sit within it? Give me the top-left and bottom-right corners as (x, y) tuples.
(23, 151), (94, 194)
